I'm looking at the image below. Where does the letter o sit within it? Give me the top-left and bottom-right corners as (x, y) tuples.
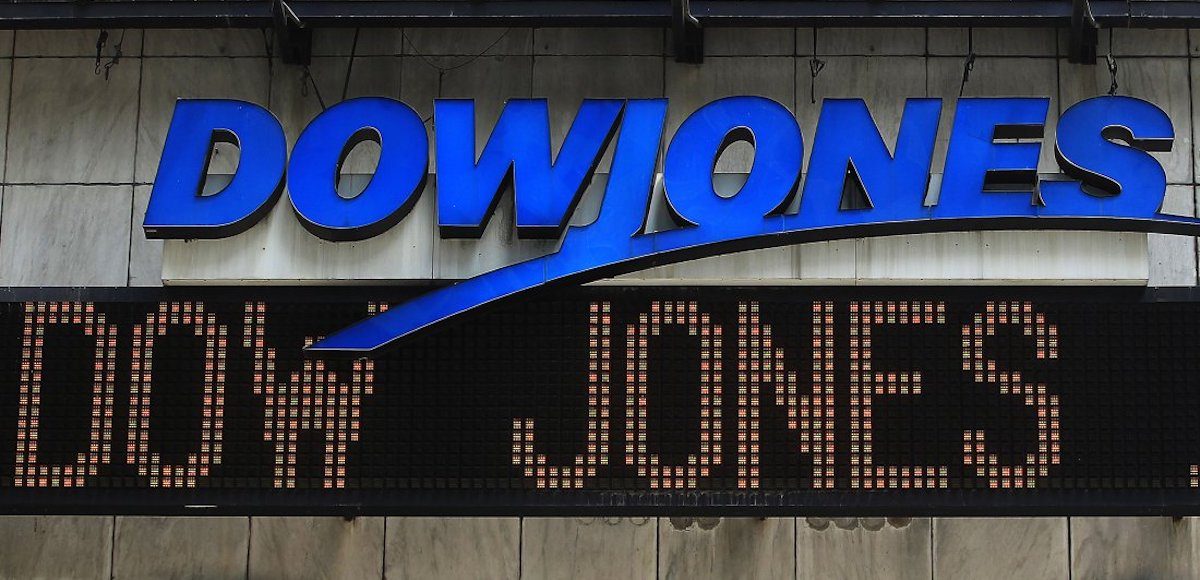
(662, 96), (802, 227)
(288, 97), (429, 241)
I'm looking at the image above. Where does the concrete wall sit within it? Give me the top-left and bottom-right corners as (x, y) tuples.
(1, 26), (1200, 579)
(4, 515), (1200, 579)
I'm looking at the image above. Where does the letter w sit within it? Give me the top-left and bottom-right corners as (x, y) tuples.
(434, 99), (623, 239)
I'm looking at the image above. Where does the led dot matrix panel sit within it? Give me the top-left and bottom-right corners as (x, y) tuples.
(2, 287), (1200, 516)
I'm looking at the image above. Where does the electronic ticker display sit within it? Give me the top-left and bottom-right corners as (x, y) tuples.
(3, 287), (1200, 516)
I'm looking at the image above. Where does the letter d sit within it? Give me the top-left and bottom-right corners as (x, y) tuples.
(144, 99), (286, 239)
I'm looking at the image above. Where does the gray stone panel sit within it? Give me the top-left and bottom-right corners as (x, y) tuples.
(113, 516), (249, 580)
(1150, 185), (1197, 286)
(971, 28), (1057, 56)
(797, 517), (931, 580)
(403, 28), (532, 56)
(703, 28), (794, 56)
(384, 517), (519, 579)
(434, 199), (558, 279)
(8, 57), (138, 184)
(532, 55), (663, 171)
(535, 28), (663, 55)
(815, 28), (925, 56)
(400, 53), (552, 279)
(797, 239), (857, 281)
(161, 181), (436, 282)
(1070, 517), (1199, 579)
(657, 517), (794, 579)
(269, 56), (403, 157)
(249, 516), (384, 580)
(664, 57), (794, 172)
(311, 28), (403, 56)
(0, 185), (132, 286)
(136, 57), (270, 183)
(855, 231), (1148, 283)
(143, 29), (266, 57)
(1191, 30), (1200, 56)
(15, 29), (141, 57)
(129, 186), (162, 286)
(1110, 28), (1190, 56)
(618, 246), (797, 282)
(794, 56), (926, 173)
(928, 56), (1059, 173)
(796, 28), (814, 56)
(1061, 56), (1192, 184)
(0, 60), (13, 183)
(401, 54), (532, 172)
(933, 518), (1068, 580)
(928, 28), (969, 56)
(0, 516), (113, 580)
(522, 517), (656, 580)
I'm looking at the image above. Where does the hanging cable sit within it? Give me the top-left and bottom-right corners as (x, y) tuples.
(1106, 29), (1119, 95)
(402, 28), (512, 124)
(302, 66), (327, 110)
(262, 28), (275, 80)
(341, 28), (361, 102)
(808, 29), (825, 105)
(959, 28), (976, 97)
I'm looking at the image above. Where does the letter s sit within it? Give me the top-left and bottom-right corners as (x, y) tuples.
(1041, 95), (1174, 218)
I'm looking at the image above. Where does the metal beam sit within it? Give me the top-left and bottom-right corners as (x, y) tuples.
(0, 0), (1194, 30)
(672, 0), (703, 63)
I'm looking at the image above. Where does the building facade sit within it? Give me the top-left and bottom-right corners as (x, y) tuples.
(0, 21), (1198, 579)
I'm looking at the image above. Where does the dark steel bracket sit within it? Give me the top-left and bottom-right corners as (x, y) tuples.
(672, 0), (703, 63)
(1069, 0), (1099, 64)
(271, 0), (311, 65)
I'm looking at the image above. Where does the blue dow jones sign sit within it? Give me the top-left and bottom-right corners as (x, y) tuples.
(144, 95), (1199, 353)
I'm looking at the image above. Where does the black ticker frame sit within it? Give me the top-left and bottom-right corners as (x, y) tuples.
(3, 285), (1200, 516)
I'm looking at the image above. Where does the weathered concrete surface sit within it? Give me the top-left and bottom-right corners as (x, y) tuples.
(129, 186), (162, 287)
(1070, 517), (1200, 579)
(248, 516), (384, 580)
(16, 29), (142, 58)
(385, 517), (519, 580)
(522, 517), (656, 580)
(9, 57), (135, 184)
(797, 517), (931, 580)
(658, 517), (794, 579)
(934, 518), (1068, 580)
(815, 28), (925, 55)
(0, 516), (113, 580)
(0, 185), (132, 286)
(1061, 56), (1193, 185)
(113, 516), (249, 580)
(535, 27), (662, 55)
(143, 29), (265, 57)
(136, 57), (270, 182)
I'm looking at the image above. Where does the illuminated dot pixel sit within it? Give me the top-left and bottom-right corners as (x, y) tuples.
(625, 301), (722, 490)
(128, 302), (228, 488)
(850, 301), (950, 489)
(15, 302), (117, 488)
(962, 301), (1061, 489)
(736, 301), (835, 490)
(243, 301), (384, 489)
(512, 301), (612, 489)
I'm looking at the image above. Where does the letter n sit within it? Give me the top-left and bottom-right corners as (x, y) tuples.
(736, 301), (835, 490)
